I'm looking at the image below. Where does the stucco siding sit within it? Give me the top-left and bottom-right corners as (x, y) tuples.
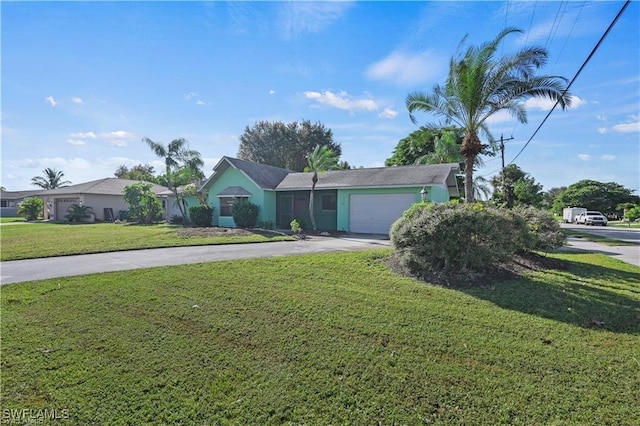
(206, 167), (264, 227)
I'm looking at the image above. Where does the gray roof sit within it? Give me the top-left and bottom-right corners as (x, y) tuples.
(216, 186), (253, 197)
(276, 163), (460, 190)
(37, 178), (170, 196)
(201, 157), (291, 191)
(1, 190), (44, 199)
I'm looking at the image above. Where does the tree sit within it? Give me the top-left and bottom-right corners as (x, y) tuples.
(543, 186), (566, 209)
(491, 164), (543, 208)
(115, 164), (157, 183)
(237, 120), (341, 171)
(406, 27), (572, 202)
(31, 168), (71, 189)
(142, 137), (204, 222)
(65, 204), (95, 222)
(17, 197), (43, 221)
(306, 145), (339, 231)
(624, 205), (640, 225)
(552, 180), (638, 215)
(123, 182), (163, 224)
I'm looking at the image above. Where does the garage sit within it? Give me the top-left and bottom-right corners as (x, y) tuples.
(55, 197), (79, 221)
(349, 193), (416, 234)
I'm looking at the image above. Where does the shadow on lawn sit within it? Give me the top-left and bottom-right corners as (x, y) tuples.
(461, 258), (640, 334)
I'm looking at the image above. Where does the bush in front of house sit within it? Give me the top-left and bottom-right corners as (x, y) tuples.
(17, 197), (43, 221)
(65, 204), (95, 222)
(232, 199), (259, 228)
(189, 205), (213, 227)
(390, 203), (522, 274)
(123, 182), (163, 224)
(512, 206), (566, 251)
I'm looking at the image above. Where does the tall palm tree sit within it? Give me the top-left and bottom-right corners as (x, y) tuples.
(406, 27), (572, 202)
(306, 145), (339, 231)
(31, 168), (71, 189)
(143, 137), (204, 221)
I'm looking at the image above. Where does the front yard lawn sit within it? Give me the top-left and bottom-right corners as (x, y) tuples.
(2, 250), (638, 424)
(0, 222), (293, 261)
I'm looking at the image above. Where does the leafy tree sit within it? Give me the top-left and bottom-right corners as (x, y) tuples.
(237, 120), (341, 172)
(543, 186), (566, 209)
(115, 164), (157, 183)
(306, 145), (339, 231)
(406, 27), (572, 202)
(17, 197), (43, 221)
(143, 137), (204, 222)
(31, 168), (71, 189)
(552, 180), (638, 215)
(416, 128), (464, 165)
(65, 204), (95, 222)
(491, 164), (543, 208)
(386, 127), (466, 166)
(123, 182), (163, 224)
(624, 205), (640, 224)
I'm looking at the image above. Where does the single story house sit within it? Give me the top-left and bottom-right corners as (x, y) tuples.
(0, 189), (44, 217)
(196, 157), (460, 234)
(38, 178), (177, 221)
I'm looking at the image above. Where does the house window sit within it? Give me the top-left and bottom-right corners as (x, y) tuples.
(321, 194), (336, 211)
(1, 200), (9, 207)
(220, 197), (248, 216)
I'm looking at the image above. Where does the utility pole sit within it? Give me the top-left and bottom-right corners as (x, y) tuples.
(499, 134), (514, 198)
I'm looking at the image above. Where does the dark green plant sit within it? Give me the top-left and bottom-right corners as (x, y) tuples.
(65, 204), (95, 223)
(231, 199), (259, 228)
(17, 197), (43, 221)
(123, 182), (163, 224)
(189, 205), (213, 227)
(513, 206), (565, 251)
(290, 218), (303, 234)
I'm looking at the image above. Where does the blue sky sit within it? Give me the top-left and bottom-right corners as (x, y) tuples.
(2, 1), (639, 195)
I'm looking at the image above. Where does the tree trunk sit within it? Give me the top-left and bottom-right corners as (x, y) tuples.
(309, 174), (318, 231)
(460, 132), (482, 203)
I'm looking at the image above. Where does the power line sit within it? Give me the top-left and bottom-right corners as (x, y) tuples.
(508, 0), (632, 165)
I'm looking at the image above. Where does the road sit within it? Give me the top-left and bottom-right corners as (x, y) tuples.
(560, 223), (640, 243)
(560, 223), (640, 266)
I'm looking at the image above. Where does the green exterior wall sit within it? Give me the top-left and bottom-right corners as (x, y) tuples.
(276, 190), (337, 231)
(204, 167), (276, 227)
(335, 185), (450, 232)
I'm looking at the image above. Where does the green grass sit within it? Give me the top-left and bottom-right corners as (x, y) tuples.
(608, 220), (640, 229)
(0, 222), (293, 261)
(2, 250), (639, 424)
(0, 217), (27, 223)
(564, 229), (639, 246)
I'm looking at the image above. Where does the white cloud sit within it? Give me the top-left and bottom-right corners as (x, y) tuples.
(18, 157), (92, 170)
(72, 97), (83, 104)
(366, 50), (445, 86)
(184, 92), (198, 101)
(601, 155), (616, 161)
(102, 130), (136, 147)
(67, 139), (86, 146)
(578, 154), (591, 161)
(196, 100), (207, 106)
(303, 90), (378, 112)
(45, 96), (57, 107)
(596, 113), (607, 121)
(269, 89), (276, 95)
(279, 1), (352, 39)
(597, 127), (607, 134)
(485, 110), (515, 125)
(612, 121), (640, 134)
(69, 131), (97, 139)
(523, 95), (585, 111)
(378, 108), (398, 119)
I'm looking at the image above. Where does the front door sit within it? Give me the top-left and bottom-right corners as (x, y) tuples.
(278, 195), (293, 228)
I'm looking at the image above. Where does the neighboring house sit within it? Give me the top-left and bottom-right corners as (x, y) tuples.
(38, 178), (174, 221)
(197, 157), (460, 234)
(0, 190), (44, 217)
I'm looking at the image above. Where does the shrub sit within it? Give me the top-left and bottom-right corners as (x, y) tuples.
(290, 218), (303, 235)
(256, 220), (275, 229)
(189, 205), (213, 227)
(17, 197), (43, 221)
(390, 203), (528, 273)
(169, 214), (184, 225)
(232, 199), (259, 228)
(513, 206), (566, 251)
(123, 183), (163, 224)
(65, 204), (95, 222)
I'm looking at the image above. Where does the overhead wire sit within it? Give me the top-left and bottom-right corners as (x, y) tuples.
(508, 0), (632, 165)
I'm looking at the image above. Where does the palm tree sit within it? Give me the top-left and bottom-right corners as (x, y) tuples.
(406, 27), (572, 202)
(306, 145), (339, 231)
(31, 168), (71, 189)
(142, 137), (204, 222)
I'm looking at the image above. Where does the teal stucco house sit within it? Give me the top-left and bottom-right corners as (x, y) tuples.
(195, 157), (460, 234)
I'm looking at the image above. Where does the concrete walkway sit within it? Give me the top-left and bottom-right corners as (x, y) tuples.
(558, 236), (639, 267)
(0, 235), (391, 285)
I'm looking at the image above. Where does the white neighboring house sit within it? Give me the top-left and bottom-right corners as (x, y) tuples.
(0, 190), (44, 217)
(37, 178), (175, 221)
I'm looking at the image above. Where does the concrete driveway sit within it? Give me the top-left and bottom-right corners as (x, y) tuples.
(0, 235), (391, 285)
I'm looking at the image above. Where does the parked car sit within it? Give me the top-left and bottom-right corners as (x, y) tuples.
(575, 211), (608, 226)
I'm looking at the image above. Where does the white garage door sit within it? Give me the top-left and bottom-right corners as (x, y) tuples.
(349, 193), (416, 234)
(55, 198), (79, 221)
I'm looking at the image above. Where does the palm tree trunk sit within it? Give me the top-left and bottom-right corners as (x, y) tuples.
(309, 175), (318, 231)
(464, 155), (475, 203)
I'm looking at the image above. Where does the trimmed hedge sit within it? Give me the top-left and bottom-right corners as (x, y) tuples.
(189, 205), (213, 227)
(232, 199), (259, 228)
